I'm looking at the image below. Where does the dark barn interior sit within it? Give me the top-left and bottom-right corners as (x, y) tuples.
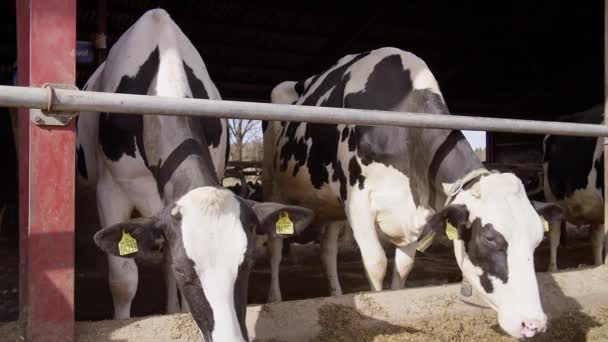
(0, 1), (605, 158)
(0, 0), (605, 322)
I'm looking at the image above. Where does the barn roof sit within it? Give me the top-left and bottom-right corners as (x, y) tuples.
(1, 0), (604, 120)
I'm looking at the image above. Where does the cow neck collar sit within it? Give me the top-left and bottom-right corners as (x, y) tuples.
(149, 138), (204, 197)
(444, 168), (493, 206)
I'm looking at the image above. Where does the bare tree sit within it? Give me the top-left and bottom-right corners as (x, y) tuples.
(228, 119), (261, 161)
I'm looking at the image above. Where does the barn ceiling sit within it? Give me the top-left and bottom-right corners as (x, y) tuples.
(0, 0), (604, 121)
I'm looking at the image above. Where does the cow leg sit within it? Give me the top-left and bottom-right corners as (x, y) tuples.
(390, 244), (417, 290)
(347, 195), (386, 291)
(97, 172), (137, 319)
(591, 224), (605, 266)
(320, 222), (342, 296)
(267, 235), (284, 302)
(548, 219), (562, 272)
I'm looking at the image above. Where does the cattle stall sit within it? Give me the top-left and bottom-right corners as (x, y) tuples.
(0, 1), (606, 341)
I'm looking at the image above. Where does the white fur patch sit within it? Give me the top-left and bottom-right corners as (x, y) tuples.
(362, 161), (427, 245)
(271, 81), (300, 104)
(177, 187), (247, 341)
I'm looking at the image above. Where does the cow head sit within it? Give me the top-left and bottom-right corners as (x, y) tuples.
(422, 173), (562, 338)
(94, 186), (314, 342)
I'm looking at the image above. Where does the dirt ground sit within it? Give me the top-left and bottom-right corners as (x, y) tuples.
(0, 233), (18, 323)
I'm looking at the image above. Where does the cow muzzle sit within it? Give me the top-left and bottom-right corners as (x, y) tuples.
(498, 311), (547, 339)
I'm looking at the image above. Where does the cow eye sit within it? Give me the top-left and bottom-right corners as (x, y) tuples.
(482, 233), (506, 250)
(483, 235), (497, 246)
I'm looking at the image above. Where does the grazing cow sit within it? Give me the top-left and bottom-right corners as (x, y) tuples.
(263, 47), (561, 338)
(77, 9), (314, 341)
(543, 104), (605, 272)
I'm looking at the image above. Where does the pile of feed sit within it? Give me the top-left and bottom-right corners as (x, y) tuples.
(313, 304), (608, 342)
(2, 306), (607, 341)
(0, 314), (202, 342)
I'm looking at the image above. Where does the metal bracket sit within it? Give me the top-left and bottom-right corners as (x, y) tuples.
(31, 83), (79, 126)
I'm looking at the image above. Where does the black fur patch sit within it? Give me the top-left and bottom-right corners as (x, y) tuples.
(76, 145), (88, 179)
(99, 47), (159, 163)
(345, 54), (412, 111)
(341, 126), (350, 142)
(332, 160), (348, 201)
(276, 53), (369, 188)
(595, 152), (604, 194)
(278, 122), (308, 176)
(294, 81), (305, 97)
(461, 218), (509, 293)
(348, 156), (365, 190)
(348, 128), (357, 152)
(427, 130), (468, 207)
(544, 105), (604, 199)
(183, 61), (223, 149)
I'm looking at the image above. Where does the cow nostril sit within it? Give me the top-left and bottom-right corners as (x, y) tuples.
(520, 319), (545, 338)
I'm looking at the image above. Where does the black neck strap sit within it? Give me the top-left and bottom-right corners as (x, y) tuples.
(150, 138), (203, 197)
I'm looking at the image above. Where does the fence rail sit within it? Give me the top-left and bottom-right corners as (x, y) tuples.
(0, 85), (607, 137)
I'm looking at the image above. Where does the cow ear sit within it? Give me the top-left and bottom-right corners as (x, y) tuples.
(93, 217), (166, 260)
(531, 201), (563, 223)
(245, 200), (315, 235)
(419, 204), (470, 240)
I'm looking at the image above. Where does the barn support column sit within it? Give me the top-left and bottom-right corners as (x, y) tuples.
(16, 0), (77, 341)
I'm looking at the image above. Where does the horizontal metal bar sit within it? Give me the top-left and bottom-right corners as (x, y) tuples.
(0, 84), (607, 137)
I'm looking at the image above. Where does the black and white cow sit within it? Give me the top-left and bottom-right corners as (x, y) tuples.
(76, 9), (314, 341)
(263, 47), (561, 338)
(543, 103), (606, 272)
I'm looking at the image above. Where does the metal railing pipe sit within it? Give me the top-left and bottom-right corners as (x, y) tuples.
(0, 84), (608, 137)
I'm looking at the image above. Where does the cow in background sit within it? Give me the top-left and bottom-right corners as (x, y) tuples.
(223, 177), (353, 289)
(263, 47), (561, 338)
(542, 103), (605, 271)
(77, 9), (314, 341)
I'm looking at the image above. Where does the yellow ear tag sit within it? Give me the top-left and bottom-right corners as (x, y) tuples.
(118, 230), (139, 256)
(542, 218), (549, 232)
(275, 211), (294, 235)
(446, 222), (458, 241)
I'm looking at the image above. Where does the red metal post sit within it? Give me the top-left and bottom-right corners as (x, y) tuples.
(16, 0), (77, 341)
(16, 0), (30, 327)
